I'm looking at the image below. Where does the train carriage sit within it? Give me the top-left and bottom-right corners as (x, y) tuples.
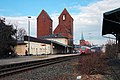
(80, 46), (91, 54)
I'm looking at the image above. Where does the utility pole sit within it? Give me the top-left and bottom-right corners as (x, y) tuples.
(28, 16), (31, 55)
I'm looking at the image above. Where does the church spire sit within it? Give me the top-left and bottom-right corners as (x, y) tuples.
(81, 32), (84, 40)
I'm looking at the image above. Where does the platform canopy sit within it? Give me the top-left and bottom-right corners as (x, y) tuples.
(102, 8), (120, 35)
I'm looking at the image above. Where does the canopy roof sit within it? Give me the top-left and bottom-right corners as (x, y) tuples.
(102, 8), (120, 35)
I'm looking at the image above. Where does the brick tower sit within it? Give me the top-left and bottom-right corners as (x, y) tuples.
(37, 9), (52, 38)
(54, 8), (73, 46)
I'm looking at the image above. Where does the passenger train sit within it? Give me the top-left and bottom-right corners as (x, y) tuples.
(80, 46), (91, 54)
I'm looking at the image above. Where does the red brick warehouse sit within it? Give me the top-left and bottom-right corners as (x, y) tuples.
(54, 8), (74, 46)
(37, 9), (52, 38)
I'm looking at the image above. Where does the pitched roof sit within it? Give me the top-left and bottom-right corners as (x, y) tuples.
(59, 8), (73, 20)
(37, 9), (52, 21)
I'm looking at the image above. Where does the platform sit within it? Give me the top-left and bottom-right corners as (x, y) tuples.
(0, 54), (80, 66)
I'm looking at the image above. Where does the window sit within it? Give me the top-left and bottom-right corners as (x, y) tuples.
(63, 14), (66, 20)
(42, 14), (44, 19)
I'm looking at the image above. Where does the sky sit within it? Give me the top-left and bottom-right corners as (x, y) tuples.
(0, 0), (120, 45)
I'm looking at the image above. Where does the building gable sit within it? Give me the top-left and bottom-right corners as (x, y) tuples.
(37, 9), (53, 38)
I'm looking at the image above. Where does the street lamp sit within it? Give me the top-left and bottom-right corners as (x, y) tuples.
(28, 16), (31, 55)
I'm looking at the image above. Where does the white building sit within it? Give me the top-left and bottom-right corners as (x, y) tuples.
(15, 36), (71, 56)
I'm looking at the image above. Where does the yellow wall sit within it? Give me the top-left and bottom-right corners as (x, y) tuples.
(15, 41), (52, 55)
(15, 39), (67, 55)
(15, 44), (26, 55)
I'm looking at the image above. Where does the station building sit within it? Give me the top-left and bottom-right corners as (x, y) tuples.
(15, 8), (74, 55)
(40, 34), (72, 53)
(15, 36), (70, 56)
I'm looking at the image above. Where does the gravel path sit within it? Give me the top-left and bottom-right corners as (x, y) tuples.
(0, 58), (79, 80)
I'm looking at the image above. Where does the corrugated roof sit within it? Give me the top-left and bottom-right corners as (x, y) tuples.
(37, 9), (52, 21)
(59, 8), (73, 20)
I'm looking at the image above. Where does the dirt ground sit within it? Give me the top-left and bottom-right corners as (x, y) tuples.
(55, 53), (120, 80)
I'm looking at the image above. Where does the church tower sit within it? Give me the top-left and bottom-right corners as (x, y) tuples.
(80, 32), (85, 46)
(54, 8), (73, 46)
(37, 9), (53, 38)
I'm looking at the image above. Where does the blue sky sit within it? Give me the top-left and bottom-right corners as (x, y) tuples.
(0, 0), (98, 16)
(0, 0), (120, 45)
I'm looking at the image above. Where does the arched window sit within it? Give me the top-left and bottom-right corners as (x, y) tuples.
(63, 14), (66, 21)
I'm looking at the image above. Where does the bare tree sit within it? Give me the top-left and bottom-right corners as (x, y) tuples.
(17, 28), (27, 41)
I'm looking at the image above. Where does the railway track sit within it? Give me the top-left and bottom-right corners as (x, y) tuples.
(0, 55), (79, 78)
(107, 59), (120, 80)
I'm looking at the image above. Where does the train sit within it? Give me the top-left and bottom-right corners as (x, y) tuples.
(80, 46), (91, 54)
(80, 46), (101, 54)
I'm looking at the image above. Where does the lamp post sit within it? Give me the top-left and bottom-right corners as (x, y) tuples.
(28, 16), (31, 55)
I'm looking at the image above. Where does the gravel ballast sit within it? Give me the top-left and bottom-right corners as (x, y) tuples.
(0, 58), (79, 80)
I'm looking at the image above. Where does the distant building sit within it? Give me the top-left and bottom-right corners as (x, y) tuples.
(37, 9), (52, 38)
(80, 32), (91, 46)
(80, 32), (85, 46)
(54, 8), (73, 46)
(74, 44), (80, 53)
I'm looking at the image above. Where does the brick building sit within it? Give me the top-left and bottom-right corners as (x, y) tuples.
(37, 9), (52, 38)
(80, 32), (91, 46)
(54, 8), (74, 46)
(80, 32), (85, 46)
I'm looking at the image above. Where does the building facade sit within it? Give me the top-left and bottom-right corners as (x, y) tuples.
(40, 34), (68, 45)
(15, 36), (70, 55)
(37, 9), (53, 38)
(54, 8), (74, 46)
(40, 34), (72, 53)
(80, 32), (85, 46)
(80, 33), (91, 46)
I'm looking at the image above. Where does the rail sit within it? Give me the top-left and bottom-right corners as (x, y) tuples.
(0, 55), (80, 78)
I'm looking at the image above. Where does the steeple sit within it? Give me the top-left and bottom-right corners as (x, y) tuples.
(81, 32), (84, 40)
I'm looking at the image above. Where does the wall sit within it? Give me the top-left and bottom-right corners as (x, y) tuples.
(16, 41), (52, 56)
(24, 41), (51, 55)
(15, 44), (26, 55)
(54, 8), (73, 46)
(37, 10), (52, 38)
(45, 38), (68, 45)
